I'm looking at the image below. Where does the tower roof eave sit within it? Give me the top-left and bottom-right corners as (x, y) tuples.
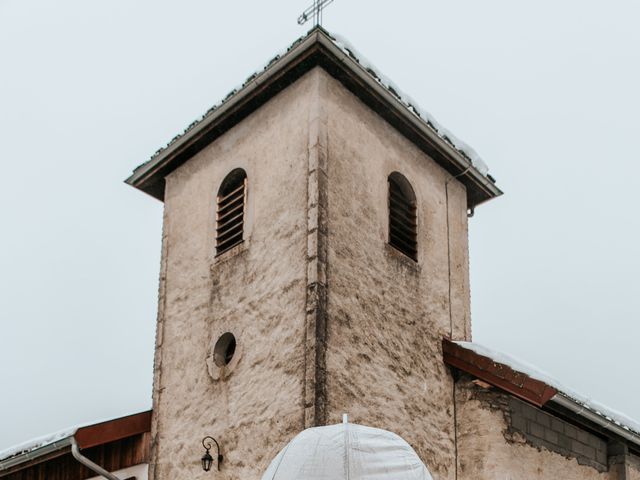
(125, 27), (502, 207)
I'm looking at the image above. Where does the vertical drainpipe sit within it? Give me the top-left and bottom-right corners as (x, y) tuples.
(70, 437), (121, 480)
(445, 165), (472, 480)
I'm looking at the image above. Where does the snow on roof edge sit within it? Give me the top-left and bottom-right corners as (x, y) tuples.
(134, 28), (492, 180)
(455, 341), (640, 437)
(0, 408), (151, 464)
(132, 31), (310, 175)
(330, 33), (490, 177)
(0, 426), (77, 464)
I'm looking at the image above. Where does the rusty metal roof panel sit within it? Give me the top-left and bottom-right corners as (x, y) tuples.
(443, 338), (640, 448)
(442, 338), (557, 408)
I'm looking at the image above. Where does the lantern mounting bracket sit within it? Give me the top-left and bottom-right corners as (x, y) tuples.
(201, 436), (223, 472)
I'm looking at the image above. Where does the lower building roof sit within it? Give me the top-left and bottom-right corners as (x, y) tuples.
(443, 338), (640, 450)
(0, 410), (151, 473)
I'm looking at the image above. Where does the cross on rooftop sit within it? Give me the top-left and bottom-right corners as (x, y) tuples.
(297, 0), (335, 26)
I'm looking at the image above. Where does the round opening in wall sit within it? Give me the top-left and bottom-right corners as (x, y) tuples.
(213, 333), (236, 367)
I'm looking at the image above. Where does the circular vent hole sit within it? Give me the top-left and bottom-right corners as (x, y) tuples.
(213, 333), (236, 367)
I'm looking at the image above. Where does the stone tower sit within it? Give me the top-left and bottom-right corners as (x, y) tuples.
(126, 28), (501, 480)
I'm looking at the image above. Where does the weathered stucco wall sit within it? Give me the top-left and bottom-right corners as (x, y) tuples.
(148, 57), (640, 480)
(456, 379), (612, 480)
(629, 457), (640, 480)
(610, 453), (640, 480)
(321, 70), (471, 480)
(152, 70), (321, 480)
(152, 64), (482, 480)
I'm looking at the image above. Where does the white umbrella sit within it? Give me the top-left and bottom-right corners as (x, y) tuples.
(261, 416), (433, 480)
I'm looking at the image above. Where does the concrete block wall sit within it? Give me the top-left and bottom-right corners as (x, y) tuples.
(508, 397), (608, 471)
(456, 378), (640, 479)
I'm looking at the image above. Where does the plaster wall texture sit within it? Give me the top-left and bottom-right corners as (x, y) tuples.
(151, 70), (319, 480)
(455, 381), (610, 480)
(147, 57), (640, 480)
(629, 459), (640, 480)
(151, 66), (473, 480)
(613, 455), (640, 480)
(321, 70), (471, 480)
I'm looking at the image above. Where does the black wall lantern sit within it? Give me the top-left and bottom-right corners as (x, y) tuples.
(201, 436), (223, 472)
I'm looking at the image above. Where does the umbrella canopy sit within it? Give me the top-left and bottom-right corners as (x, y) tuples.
(261, 419), (433, 480)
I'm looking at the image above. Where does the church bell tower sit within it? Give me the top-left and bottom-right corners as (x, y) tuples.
(126, 27), (501, 480)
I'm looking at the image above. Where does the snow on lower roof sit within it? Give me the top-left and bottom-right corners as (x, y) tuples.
(0, 425), (77, 463)
(455, 341), (640, 437)
(0, 410), (150, 464)
(137, 28), (491, 179)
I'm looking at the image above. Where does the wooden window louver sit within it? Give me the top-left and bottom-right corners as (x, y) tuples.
(216, 169), (247, 256)
(388, 173), (418, 261)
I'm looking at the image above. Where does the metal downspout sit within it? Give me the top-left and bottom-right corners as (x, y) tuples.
(70, 437), (121, 480)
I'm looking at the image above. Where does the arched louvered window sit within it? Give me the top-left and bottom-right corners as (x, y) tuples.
(216, 168), (247, 256)
(388, 172), (418, 261)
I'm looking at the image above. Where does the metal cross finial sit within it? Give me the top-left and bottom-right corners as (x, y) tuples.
(297, 0), (336, 26)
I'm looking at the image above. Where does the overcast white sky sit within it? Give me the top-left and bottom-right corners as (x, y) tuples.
(1, 0), (639, 451)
